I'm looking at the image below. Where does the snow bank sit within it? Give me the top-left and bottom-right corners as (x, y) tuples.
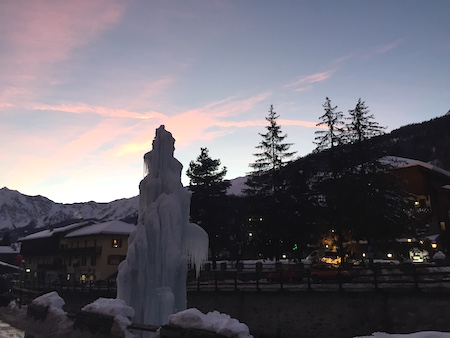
(82, 297), (136, 338)
(169, 308), (253, 338)
(355, 332), (450, 337)
(32, 291), (65, 316)
(30, 291), (72, 335)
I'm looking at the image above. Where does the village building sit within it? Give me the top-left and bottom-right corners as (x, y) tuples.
(390, 157), (450, 253)
(19, 221), (92, 282)
(61, 220), (135, 282)
(19, 220), (135, 283)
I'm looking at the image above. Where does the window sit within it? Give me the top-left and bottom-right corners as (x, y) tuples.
(81, 256), (87, 266)
(112, 238), (122, 248)
(91, 256), (96, 266)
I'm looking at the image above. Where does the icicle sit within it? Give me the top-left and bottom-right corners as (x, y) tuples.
(186, 222), (209, 278)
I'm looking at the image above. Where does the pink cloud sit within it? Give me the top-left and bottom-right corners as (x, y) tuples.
(362, 40), (402, 60)
(216, 118), (318, 129)
(0, 0), (126, 106)
(1, 1), (124, 66)
(1, 116), (137, 190)
(285, 70), (334, 92)
(33, 103), (167, 120)
(373, 40), (401, 54)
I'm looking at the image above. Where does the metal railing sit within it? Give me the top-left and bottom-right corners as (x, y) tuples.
(10, 262), (450, 298)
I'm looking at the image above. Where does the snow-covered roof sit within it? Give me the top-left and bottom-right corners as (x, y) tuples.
(18, 221), (92, 241)
(0, 260), (20, 270)
(426, 234), (440, 242)
(18, 222), (91, 241)
(384, 156), (450, 180)
(65, 220), (135, 238)
(0, 246), (19, 254)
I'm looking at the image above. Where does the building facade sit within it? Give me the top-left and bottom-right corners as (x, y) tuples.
(19, 220), (135, 283)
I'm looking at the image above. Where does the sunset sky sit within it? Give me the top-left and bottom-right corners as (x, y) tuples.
(1, 1), (449, 204)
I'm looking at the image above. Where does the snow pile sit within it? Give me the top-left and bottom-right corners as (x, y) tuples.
(355, 332), (450, 337)
(30, 291), (72, 335)
(82, 297), (135, 338)
(117, 125), (208, 327)
(169, 308), (253, 338)
(32, 291), (65, 316)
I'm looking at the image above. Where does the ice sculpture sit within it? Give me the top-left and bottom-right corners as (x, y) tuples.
(117, 125), (208, 331)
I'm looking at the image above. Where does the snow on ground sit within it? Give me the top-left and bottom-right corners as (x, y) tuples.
(82, 297), (135, 338)
(0, 300), (450, 338)
(355, 333), (450, 338)
(169, 308), (253, 338)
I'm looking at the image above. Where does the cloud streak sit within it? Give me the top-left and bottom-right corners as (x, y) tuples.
(284, 70), (335, 92)
(33, 103), (167, 120)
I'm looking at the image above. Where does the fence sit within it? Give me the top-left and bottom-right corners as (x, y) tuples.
(186, 261), (450, 292)
(11, 261), (450, 299)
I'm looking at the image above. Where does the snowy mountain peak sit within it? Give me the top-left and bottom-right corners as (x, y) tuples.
(0, 188), (139, 232)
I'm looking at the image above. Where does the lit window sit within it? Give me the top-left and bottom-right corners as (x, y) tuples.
(112, 238), (122, 248)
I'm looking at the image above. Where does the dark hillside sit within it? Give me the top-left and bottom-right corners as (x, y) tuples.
(293, 113), (450, 172)
(373, 114), (450, 170)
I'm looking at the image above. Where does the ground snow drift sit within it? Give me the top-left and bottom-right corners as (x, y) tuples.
(169, 308), (253, 338)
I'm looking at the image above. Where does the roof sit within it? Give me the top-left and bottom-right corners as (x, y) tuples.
(0, 260), (20, 270)
(0, 246), (19, 254)
(65, 220), (135, 238)
(383, 156), (450, 180)
(18, 221), (92, 241)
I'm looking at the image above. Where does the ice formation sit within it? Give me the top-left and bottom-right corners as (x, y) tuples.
(117, 125), (209, 330)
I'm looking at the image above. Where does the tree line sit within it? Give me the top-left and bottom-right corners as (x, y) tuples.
(186, 98), (414, 263)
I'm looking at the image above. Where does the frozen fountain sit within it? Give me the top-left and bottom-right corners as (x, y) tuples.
(117, 125), (209, 330)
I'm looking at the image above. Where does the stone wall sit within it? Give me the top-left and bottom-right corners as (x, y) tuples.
(187, 291), (450, 338)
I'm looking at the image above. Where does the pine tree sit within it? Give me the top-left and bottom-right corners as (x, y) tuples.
(186, 147), (231, 263)
(246, 105), (296, 196)
(245, 105), (297, 259)
(186, 147), (230, 197)
(342, 99), (410, 243)
(314, 97), (345, 152)
(312, 98), (411, 257)
(346, 98), (386, 144)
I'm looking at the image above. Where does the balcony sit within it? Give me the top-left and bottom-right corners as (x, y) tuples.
(61, 246), (102, 256)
